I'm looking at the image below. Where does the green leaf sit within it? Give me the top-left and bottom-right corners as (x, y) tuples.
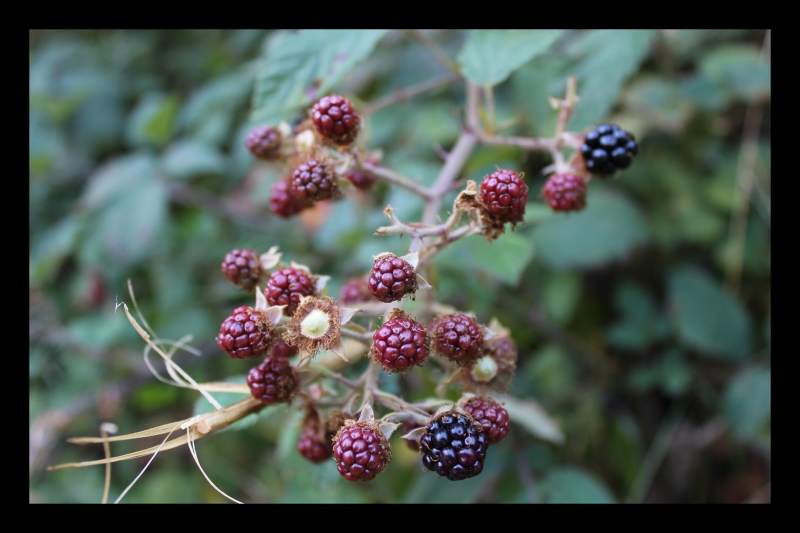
(251, 30), (387, 123)
(539, 467), (616, 503)
(161, 139), (226, 180)
(724, 365), (770, 443)
(530, 186), (649, 269)
(458, 30), (563, 87)
(667, 266), (753, 359)
(565, 30), (655, 130)
(98, 179), (168, 266)
(607, 283), (669, 351)
(125, 92), (180, 148)
(700, 45), (770, 101)
(82, 153), (159, 210)
(542, 271), (582, 324)
(498, 394), (564, 444)
(436, 231), (535, 286)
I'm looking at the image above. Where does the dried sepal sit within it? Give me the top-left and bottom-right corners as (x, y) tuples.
(340, 306), (360, 325)
(377, 420), (402, 440)
(358, 401), (375, 424)
(398, 251), (419, 269)
(283, 296), (343, 362)
(259, 246), (283, 271)
(400, 426), (427, 444)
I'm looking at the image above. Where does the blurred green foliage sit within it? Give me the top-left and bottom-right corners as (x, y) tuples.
(30, 30), (770, 503)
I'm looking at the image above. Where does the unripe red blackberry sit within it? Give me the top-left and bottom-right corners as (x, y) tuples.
(462, 396), (510, 445)
(270, 339), (298, 359)
(332, 422), (391, 482)
(217, 306), (274, 359)
(371, 311), (429, 373)
(297, 411), (334, 464)
(431, 314), (484, 366)
(480, 169), (528, 224)
(220, 248), (260, 293)
(339, 277), (372, 305)
(245, 125), (282, 160)
(290, 159), (339, 202)
(247, 355), (298, 404)
(311, 94), (360, 145)
(344, 169), (377, 190)
(420, 411), (488, 481)
(270, 178), (311, 218)
(368, 254), (418, 303)
(266, 267), (315, 316)
(403, 420), (422, 452)
(542, 173), (587, 212)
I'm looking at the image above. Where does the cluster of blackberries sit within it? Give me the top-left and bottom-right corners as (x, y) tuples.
(245, 94), (378, 219)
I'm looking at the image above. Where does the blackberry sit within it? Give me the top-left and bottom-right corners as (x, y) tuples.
(344, 169), (377, 190)
(333, 422), (391, 482)
(542, 173), (587, 212)
(432, 314), (484, 366)
(339, 277), (372, 305)
(463, 396), (510, 445)
(246, 355), (298, 404)
(291, 159), (339, 202)
(220, 248), (261, 293)
(266, 267), (315, 316)
(245, 125), (282, 160)
(480, 169), (528, 225)
(270, 339), (298, 359)
(270, 178), (311, 218)
(371, 312), (429, 372)
(311, 94), (360, 145)
(580, 124), (638, 175)
(402, 420), (422, 452)
(297, 411), (334, 464)
(217, 306), (274, 359)
(368, 254), (418, 303)
(420, 411), (488, 481)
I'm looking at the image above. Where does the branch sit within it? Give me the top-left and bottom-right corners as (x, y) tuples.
(362, 73), (461, 115)
(361, 160), (433, 200)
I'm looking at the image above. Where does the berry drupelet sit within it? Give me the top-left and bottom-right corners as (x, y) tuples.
(542, 173), (587, 212)
(580, 124), (638, 175)
(480, 169), (529, 224)
(332, 422), (391, 482)
(217, 306), (274, 359)
(462, 396), (510, 445)
(265, 267), (315, 316)
(420, 411), (488, 481)
(368, 254), (418, 303)
(311, 94), (360, 145)
(270, 178), (311, 218)
(221, 248), (260, 293)
(371, 313), (429, 372)
(431, 314), (484, 366)
(247, 355), (298, 404)
(245, 125), (282, 160)
(290, 159), (339, 202)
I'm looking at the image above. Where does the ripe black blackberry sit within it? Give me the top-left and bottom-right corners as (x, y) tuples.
(270, 178), (311, 218)
(220, 248), (260, 293)
(311, 94), (360, 145)
(542, 173), (587, 212)
(431, 314), (484, 366)
(462, 396), (510, 445)
(371, 311), (429, 372)
(480, 169), (528, 225)
(245, 125), (282, 160)
(368, 254), (418, 303)
(246, 355), (298, 404)
(217, 306), (274, 359)
(332, 422), (391, 482)
(291, 159), (339, 202)
(265, 267), (315, 316)
(420, 411), (488, 481)
(580, 124), (638, 175)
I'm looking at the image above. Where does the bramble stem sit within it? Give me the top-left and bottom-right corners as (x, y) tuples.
(362, 73), (460, 115)
(361, 160), (433, 200)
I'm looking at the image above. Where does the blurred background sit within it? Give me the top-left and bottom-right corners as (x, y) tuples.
(29, 30), (770, 503)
